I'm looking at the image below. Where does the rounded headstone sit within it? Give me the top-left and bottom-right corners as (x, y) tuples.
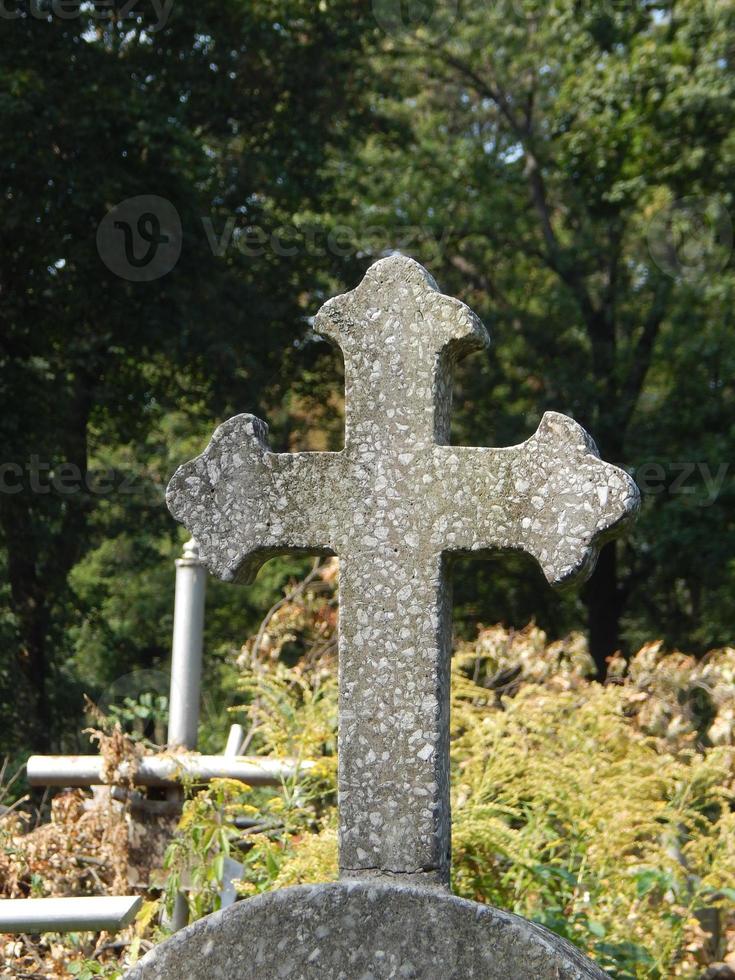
(127, 881), (608, 979)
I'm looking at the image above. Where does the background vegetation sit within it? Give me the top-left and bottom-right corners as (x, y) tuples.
(4, 565), (735, 978)
(1, 0), (734, 757)
(3, 4), (735, 975)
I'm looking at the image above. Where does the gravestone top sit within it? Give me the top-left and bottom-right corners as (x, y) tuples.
(127, 880), (609, 980)
(167, 254), (639, 888)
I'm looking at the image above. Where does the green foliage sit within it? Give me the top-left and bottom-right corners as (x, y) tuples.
(162, 778), (254, 922)
(162, 616), (735, 979)
(107, 693), (169, 748)
(330, 0), (735, 664)
(160, 652), (338, 919)
(0, 0), (380, 753)
(7, 561), (735, 976)
(0, 758), (27, 812)
(69, 958), (123, 979)
(0, 15), (733, 956)
(448, 676), (735, 978)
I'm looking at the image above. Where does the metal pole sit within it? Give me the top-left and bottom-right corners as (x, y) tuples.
(167, 538), (206, 750)
(224, 723), (244, 758)
(165, 538), (205, 934)
(26, 754), (310, 787)
(0, 896), (142, 933)
(220, 725), (245, 910)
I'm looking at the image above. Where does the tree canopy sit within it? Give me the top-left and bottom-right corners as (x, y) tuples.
(1, 0), (734, 756)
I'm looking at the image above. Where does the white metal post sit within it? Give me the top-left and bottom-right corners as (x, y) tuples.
(0, 896), (142, 933)
(26, 753), (311, 787)
(220, 724), (245, 910)
(224, 723), (244, 758)
(167, 538), (207, 750)
(165, 537), (206, 934)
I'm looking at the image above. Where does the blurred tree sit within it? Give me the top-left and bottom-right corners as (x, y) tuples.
(0, 0), (377, 750)
(334, 0), (735, 674)
(2, 0), (734, 758)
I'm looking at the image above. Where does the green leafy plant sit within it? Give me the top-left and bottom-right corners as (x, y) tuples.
(179, 607), (735, 980)
(161, 778), (254, 923)
(108, 692), (169, 748)
(69, 958), (124, 979)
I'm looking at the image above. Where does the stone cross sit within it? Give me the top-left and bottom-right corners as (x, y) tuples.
(166, 255), (639, 890)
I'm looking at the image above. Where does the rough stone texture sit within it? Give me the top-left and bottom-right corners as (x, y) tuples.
(167, 255), (639, 887)
(154, 256), (635, 979)
(127, 881), (609, 979)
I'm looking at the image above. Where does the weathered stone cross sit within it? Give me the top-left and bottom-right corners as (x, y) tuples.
(167, 255), (638, 889)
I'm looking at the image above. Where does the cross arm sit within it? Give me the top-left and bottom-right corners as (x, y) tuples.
(433, 411), (640, 585)
(166, 414), (345, 583)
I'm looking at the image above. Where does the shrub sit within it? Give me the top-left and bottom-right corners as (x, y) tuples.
(171, 563), (735, 979)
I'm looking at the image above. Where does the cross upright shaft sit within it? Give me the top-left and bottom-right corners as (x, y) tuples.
(166, 256), (639, 888)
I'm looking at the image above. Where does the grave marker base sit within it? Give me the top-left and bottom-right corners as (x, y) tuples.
(127, 881), (607, 979)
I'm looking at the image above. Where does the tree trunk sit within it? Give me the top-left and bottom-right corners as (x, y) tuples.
(0, 384), (91, 752)
(0, 494), (52, 751)
(583, 541), (622, 680)
(16, 597), (52, 753)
